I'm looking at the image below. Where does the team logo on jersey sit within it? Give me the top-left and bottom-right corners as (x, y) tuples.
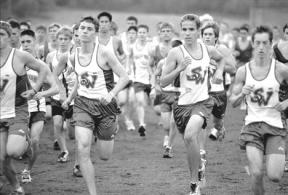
(80, 72), (97, 89)
(250, 87), (273, 106)
(186, 66), (207, 84)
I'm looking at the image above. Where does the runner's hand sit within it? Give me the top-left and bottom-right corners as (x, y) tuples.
(21, 89), (36, 100)
(177, 57), (191, 72)
(100, 92), (114, 105)
(242, 85), (254, 95)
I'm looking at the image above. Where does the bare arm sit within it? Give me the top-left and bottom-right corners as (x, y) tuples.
(160, 48), (185, 87)
(104, 49), (129, 97)
(21, 52), (48, 92)
(217, 44), (236, 75)
(229, 66), (247, 107)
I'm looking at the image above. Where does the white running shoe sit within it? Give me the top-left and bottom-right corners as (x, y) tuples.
(21, 169), (32, 184)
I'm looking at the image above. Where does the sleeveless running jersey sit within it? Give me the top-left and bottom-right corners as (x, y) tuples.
(26, 61), (46, 112)
(74, 43), (114, 99)
(178, 41), (210, 105)
(132, 42), (151, 84)
(244, 60), (284, 128)
(50, 51), (67, 101)
(0, 48), (30, 119)
(235, 40), (253, 64)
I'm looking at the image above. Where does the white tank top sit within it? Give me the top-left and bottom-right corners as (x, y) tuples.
(0, 49), (17, 119)
(132, 42), (151, 84)
(245, 59), (284, 128)
(27, 64), (46, 112)
(51, 51), (67, 101)
(1, 48), (30, 119)
(178, 41), (210, 105)
(75, 43), (114, 99)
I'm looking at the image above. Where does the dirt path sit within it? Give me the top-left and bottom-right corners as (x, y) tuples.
(1, 105), (288, 195)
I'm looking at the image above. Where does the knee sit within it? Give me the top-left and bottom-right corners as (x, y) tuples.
(267, 172), (282, 182)
(250, 168), (263, 181)
(184, 131), (197, 143)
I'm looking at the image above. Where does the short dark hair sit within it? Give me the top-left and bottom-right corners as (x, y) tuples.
(36, 25), (47, 33)
(201, 21), (220, 41)
(20, 29), (35, 39)
(20, 21), (31, 29)
(138, 24), (149, 32)
(80, 16), (99, 32)
(97, 11), (112, 22)
(9, 20), (20, 29)
(180, 14), (201, 29)
(251, 25), (273, 43)
(127, 16), (138, 25)
(283, 24), (288, 33)
(239, 24), (249, 33)
(127, 26), (138, 32)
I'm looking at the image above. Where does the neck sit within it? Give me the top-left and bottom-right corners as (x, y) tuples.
(81, 42), (94, 54)
(163, 40), (171, 46)
(0, 45), (11, 56)
(99, 31), (110, 39)
(184, 40), (198, 50)
(11, 42), (20, 49)
(254, 56), (271, 67)
(139, 39), (146, 46)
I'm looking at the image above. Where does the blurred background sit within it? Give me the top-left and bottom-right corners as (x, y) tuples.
(0, 0), (287, 34)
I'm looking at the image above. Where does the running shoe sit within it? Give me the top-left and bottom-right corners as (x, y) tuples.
(9, 186), (25, 195)
(189, 182), (201, 195)
(21, 169), (32, 184)
(138, 126), (146, 137)
(284, 160), (288, 172)
(163, 146), (173, 158)
(125, 120), (136, 131)
(73, 165), (83, 177)
(57, 151), (69, 163)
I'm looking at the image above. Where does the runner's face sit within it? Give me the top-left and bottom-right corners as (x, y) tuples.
(11, 27), (20, 44)
(252, 33), (271, 60)
(239, 29), (248, 39)
(181, 20), (199, 44)
(20, 35), (35, 54)
(202, 27), (216, 46)
(137, 28), (148, 42)
(79, 21), (96, 43)
(49, 26), (59, 40)
(0, 28), (10, 49)
(73, 29), (80, 47)
(160, 27), (173, 42)
(99, 16), (111, 32)
(57, 34), (71, 51)
(36, 29), (46, 41)
(127, 29), (137, 43)
(284, 28), (288, 41)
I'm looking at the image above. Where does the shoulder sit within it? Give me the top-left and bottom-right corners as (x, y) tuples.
(14, 49), (32, 61)
(275, 59), (288, 72)
(235, 64), (246, 79)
